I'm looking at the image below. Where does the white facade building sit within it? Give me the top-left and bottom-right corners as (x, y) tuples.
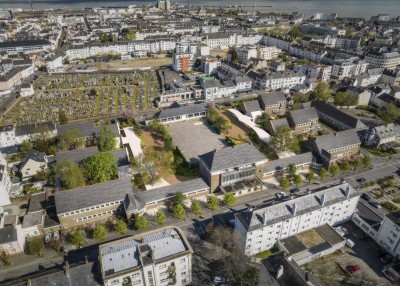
(234, 182), (359, 256)
(100, 227), (193, 286)
(0, 152), (11, 206)
(331, 57), (369, 79)
(365, 51), (400, 69)
(294, 64), (332, 82)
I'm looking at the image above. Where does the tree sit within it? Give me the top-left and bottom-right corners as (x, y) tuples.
(293, 174), (303, 186)
(270, 126), (299, 154)
(223, 193), (237, 206)
(288, 26), (301, 37)
(279, 178), (290, 190)
(352, 158), (362, 171)
(207, 195), (219, 210)
(231, 49), (238, 62)
(362, 155), (372, 168)
(121, 109), (135, 122)
(154, 209), (167, 225)
(27, 237), (44, 257)
(173, 204), (186, 220)
(135, 215), (150, 230)
(55, 158), (86, 189)
(97, 126), (117, 152)
(314, 82), (331, 102)
(334, 92), (358, 106)
(377, 104), (400, 124)
(170, 192), (187, 209)
(20, 140), (33, 157)
(58, 110), (68, 125)
(114, 220), (127, 235)
(90, 89), (97, 96)
(319, 168), (327, 179)
(305, 171), (315, 183)
(190, 200), (202, 215)
(288, 163), (297, 177)
(340, 161), (351, 173)
(92, 223), (108, 241)
(69, 231), (84, 246)
(60, 128), (85, 149)
(80, 152), (118, 184)
(329, 164), (340, 177)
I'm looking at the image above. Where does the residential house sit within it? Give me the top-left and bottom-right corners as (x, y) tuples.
(0, 225), (25, 255)
(155, 104), (207, 124)
(361, 124), (400, 148)
(381, 68), (400, 86)
(19, 149), (48, 180)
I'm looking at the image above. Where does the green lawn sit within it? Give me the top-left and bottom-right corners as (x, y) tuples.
(382, 201), (399, 212)
(254, 248), (277, 259)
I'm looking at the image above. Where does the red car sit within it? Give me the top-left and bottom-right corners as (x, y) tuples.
(347, 265), (360, 273)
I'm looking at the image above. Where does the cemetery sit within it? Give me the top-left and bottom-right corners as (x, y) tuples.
(1, 71), (160, 125)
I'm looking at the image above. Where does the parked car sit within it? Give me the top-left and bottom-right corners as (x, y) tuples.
(290, 188), (300, 194)
(337, 226), (349, 236)
(382, 269), (398, 282)
(44, 233), (51, 243)
(361, 193), (371, 201)
(358, 178), (366, 183)
(53, 231), (59, 240)
(381, 254), (393, 264)
(346, 265), (360, 273)
(369, 200), (381, 209)
(345, 239), (355, 248)
(275, 192), (286, 199)
(376, 249), (387, 257)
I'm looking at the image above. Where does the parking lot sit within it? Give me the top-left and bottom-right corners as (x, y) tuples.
(168, 120), (226, 164)
(305, 221), (393, 285)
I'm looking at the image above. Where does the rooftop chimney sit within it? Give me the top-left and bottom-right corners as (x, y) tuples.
(276, 264), (284, 279)
(320, 194), (325, 206)
(344, 185), (351, 198)
(262, 212), (267, 225)
(291, 203), (297, 215)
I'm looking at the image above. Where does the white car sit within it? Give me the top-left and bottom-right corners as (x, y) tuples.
(53, 231), (60, 240)
(213, 276), (226, 284)
(275, 192), (286, 199)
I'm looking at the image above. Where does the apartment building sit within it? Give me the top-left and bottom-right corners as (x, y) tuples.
(376, 211), (400, 259)
(234, 182), (359, 255)
(201, 56), (221, 75)
(248, 70), (306, 91)
(331, 57), (369, 79)
(0, 152), (11, 206)
(44, 52), (64, 73)
(0, 64), (35, 93)
(261, 34), (293, 52)
(293, 64), (332, 82)
(0, 39), (51, 55)
(199, 144), (267, 193)
(381, 68), (400, 86)
(303, 129), (361, 166)
(258, 92), (287, 116)
(300, 23), (345, 36)
(172, 53), (193, 72)
(102, 227), (193, 286)
(365, 50), (400, 69)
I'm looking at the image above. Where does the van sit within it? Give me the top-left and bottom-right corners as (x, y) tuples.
(345, 239), (355, 248)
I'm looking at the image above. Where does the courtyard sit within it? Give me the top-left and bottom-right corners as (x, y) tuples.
(167, 119), (227, 164)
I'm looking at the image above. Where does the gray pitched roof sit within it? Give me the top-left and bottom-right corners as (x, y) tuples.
(199, 144), (266, 173)
(57, 121), (119, 139)
(312, 129), (361, 153)
(289, 107), (318, 126)
(241, 100), (262, 113)
(269, 118), (290, 133)
(0, 39), (51, 49)
(259, 92), (286, 107)
(157, 104), (206, 120)
(311, 101), (366, 130)
(15, 121), (56, 136)
(55, 147), (129, 166)
(55, 179), (134, 215)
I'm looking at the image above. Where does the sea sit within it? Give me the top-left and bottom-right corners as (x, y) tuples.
(0, 0), (399, 18)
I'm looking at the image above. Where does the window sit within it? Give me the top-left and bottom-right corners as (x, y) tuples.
(180, 258), (185, 263)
